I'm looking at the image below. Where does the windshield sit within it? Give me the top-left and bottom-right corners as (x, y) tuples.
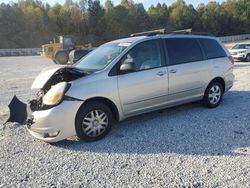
(75, 42), (130, 71)
(232, 44), (250, 49)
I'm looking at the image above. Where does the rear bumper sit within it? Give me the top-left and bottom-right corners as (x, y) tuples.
(27, 100), (83, 142)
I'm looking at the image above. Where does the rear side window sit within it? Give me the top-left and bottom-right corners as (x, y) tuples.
(165, 38), (203, 65)
(199, 38), (227, 59)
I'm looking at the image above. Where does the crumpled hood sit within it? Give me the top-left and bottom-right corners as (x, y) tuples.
(32, 65), (66, 89)
(31, 65), (87, 90)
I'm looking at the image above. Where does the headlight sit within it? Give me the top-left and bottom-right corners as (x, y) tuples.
(42, 82), (69, 105)
(239, 50), (246, 54)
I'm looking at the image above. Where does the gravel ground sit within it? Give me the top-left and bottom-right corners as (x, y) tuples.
(0, 56), (250, 187)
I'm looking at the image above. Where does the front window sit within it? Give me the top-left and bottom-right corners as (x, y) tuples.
(232, 44), (250, 49)
(76, 42), (130, 71)
(120, 40), (162, 71)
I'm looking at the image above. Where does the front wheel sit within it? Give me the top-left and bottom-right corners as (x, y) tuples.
(75, 102), (113, 142)
(203, 81), (223, 108)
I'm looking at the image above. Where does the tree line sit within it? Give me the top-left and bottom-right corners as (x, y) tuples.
(0, 0), (250, 48)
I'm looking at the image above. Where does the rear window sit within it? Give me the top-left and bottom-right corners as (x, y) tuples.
(199, 38), (227, 59)
(165, 38), (203, 65)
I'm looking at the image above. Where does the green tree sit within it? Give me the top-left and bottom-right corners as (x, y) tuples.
(1, 0), (250, 48)
(0, 3), (25, 48)
(105, 0), (114, 10)
(197, 1), (236, 36)
(87, 0), (106, 45)
(120, 0), (134, 9)
(148, 3), (169, 29)
(169, 0), (199, 30)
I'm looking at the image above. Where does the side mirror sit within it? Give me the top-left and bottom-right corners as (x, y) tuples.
(120, 63), (135, 74)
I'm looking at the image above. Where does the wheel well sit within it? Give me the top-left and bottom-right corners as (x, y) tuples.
(209, 77), (225, 93)
(83, 97), (120, 121)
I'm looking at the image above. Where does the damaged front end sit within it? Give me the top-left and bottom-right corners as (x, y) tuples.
(6, 66), (87, 126)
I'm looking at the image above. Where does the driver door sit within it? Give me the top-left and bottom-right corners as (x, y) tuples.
(117, 39), (169, 117)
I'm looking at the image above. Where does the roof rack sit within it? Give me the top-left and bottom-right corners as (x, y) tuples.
(130, 28), (214, 37)
(170, 28), (192, 34)
(130, 29), (166, 37)
(170, 30), (214, 37)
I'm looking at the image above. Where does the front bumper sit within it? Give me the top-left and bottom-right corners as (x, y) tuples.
(27, 100), (83, 142)
(232, 54), (246, 60)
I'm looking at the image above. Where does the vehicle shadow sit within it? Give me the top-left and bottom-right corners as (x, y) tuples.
(54, 90), (250, 156)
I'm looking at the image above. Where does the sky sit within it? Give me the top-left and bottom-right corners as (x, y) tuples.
(0, 0), (224, 9)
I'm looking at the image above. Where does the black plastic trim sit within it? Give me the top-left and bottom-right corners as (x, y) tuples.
(64, 95), (84, 101)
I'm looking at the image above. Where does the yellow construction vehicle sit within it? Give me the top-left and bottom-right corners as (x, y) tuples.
(41, 35), (92, 64)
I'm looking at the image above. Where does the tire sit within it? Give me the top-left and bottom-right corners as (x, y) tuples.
(203, 81), (223, 108)
(245, 54), (250, 62)
(55, 51), (69, 65)
(75, 102), (113, 142)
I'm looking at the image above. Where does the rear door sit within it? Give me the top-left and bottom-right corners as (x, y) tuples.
(117, 39), (169, 116)
(164, 38), (209, 102)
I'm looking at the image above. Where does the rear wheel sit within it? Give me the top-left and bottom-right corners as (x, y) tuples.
(245, 54), (250, 62)
(55, 51), (69, 64)
(75, 102), (113, 142)
(203, 81), (223, 108)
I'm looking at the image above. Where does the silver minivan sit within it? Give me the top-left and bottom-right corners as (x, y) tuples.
(9, 33), (234, 142)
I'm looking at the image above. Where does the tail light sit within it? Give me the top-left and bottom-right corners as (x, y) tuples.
(228, 56), (234, 65)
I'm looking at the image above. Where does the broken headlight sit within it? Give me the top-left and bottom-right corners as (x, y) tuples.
(42, 82), (70, 106)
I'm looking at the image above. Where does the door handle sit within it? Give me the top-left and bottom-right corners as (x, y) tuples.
(157, 71), (167, 76)
(169, 69), (178, 73)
